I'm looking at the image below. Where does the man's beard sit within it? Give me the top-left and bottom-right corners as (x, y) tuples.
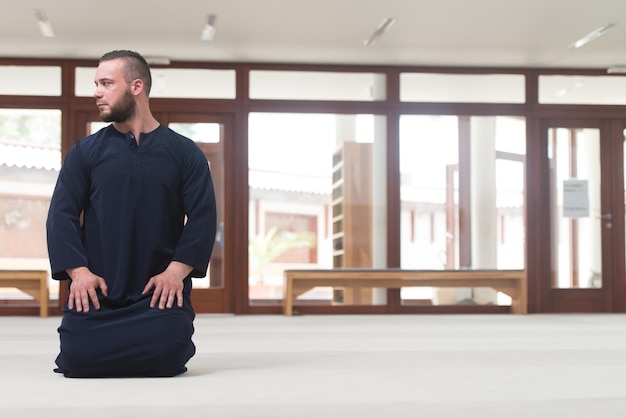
(99, 89), (136, 123)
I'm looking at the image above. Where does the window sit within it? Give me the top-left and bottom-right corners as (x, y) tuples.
(539, 75), (626, 104)
(249, 70), (386, 101)
(399, 114), (525, 306)
(248, 112), (387, 303)
(0, 108), (62, 301)
(400, 73), (525, 103)
(75, 67), (236, 99)
(0, 66), (61, 96)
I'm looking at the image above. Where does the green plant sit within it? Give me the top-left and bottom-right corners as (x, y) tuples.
(249, 226), (315, 284)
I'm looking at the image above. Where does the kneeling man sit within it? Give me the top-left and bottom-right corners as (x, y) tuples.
(46, 50), (217, 378)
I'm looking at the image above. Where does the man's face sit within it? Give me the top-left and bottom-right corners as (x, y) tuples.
(93, 59), (137, 123)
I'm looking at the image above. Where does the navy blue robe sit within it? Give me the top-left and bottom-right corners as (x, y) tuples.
(46, 124), (216, 377)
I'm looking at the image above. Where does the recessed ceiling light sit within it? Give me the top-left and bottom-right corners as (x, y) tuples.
(33, 9), (55, 38)
(364, 17), (396, 46)
(568, 23), (615, 49)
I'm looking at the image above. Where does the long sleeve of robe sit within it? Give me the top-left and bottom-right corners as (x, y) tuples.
(45, 124), (217, 377)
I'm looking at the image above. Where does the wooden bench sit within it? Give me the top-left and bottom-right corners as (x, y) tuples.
(283, 269), (527, 316)
(0, 270), (49, 317)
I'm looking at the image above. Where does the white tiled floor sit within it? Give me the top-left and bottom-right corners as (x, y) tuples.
(2, 313), (626, 417)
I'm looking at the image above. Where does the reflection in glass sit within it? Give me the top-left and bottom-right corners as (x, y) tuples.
(399, 115), (526, 305)
(549, 128), (602, 289)
(0, 109), (62, 301)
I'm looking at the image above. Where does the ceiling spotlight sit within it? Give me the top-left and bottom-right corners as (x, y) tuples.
(364, 17), (396, 46)
(568, 23), (615, 49)
(34, 9), (55, 38)
(201, 14), (217, 41)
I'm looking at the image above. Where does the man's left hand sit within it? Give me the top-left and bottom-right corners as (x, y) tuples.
(142, 261), (193, 309)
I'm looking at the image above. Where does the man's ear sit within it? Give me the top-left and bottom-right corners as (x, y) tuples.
(131, 79), (143, 95)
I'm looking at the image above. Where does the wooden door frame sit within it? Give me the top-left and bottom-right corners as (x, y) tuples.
(535, 117), (626, 312)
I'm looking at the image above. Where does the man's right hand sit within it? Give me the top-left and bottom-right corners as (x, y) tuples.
(66, 266), (108, 312)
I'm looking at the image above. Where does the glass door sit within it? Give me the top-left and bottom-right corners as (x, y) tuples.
(540, 118), (625, 312)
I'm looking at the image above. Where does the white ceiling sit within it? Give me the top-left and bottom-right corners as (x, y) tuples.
(3, 0), (626, 69)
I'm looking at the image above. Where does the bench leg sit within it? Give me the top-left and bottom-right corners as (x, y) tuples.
(39, 276), (48, 318)
(283, 277), (294, 316)
(509, 284), (527, 315)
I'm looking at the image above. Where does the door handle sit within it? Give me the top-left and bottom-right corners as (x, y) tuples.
(597, 213), (612, 229)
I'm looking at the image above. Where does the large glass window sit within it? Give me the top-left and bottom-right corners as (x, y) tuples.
(399, 115), (526, 306)
(0, 109), (62, 302)
(248, 113), (386, 304)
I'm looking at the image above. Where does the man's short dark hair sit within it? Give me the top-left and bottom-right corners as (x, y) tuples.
(99, 50), (152, 95)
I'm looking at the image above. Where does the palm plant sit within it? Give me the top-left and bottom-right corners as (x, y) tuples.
(249, 226), (315, 284)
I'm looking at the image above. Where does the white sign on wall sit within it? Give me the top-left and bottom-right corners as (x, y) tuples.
(563, 179), (589, 218)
